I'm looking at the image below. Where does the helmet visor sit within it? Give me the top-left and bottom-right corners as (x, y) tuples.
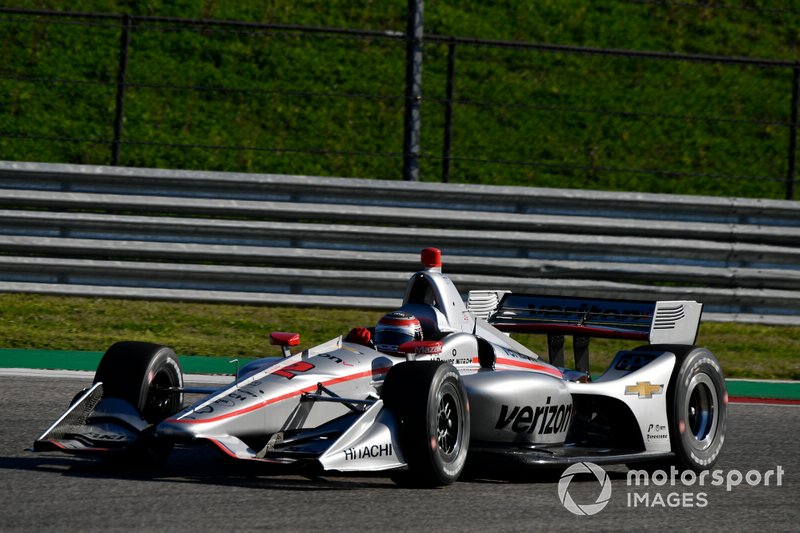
(375, 330), (420, 352)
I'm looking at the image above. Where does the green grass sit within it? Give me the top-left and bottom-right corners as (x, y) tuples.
(515, 325), (800, 381)
(1, 1), (798, 197)
(2, 293), (797, 380)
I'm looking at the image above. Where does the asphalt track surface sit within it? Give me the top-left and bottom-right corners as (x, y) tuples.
(2, 375), (797, 532)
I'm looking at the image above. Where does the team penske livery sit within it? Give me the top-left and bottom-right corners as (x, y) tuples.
(35, 248), (727, 486)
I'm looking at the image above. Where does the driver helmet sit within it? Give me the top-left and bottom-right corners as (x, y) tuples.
(374, 311), (423, 354)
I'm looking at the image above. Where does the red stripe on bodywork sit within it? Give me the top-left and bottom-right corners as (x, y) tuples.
(494, 357), (563, 378)
(208, 438), (239, 458)
(167, 366), (392, 424)
(728, 396), (800, 406)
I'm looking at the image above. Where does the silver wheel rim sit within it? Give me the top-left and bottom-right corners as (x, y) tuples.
(144, 367), (180, 422)
(684, 373), (718, 450)
(436, 391), (461, 456)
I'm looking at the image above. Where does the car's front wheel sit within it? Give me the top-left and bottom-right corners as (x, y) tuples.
(94, 341), (184, 424)
(381, 361), (470, 487)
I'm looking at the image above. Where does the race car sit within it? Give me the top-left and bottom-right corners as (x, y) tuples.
(34, 248), (727, 486)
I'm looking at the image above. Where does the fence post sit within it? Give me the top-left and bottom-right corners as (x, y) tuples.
(787, 63), (799, 201)
(111, 14), (132, 166)
(402, 0), (423, 181)
(441, 40), (456, 183)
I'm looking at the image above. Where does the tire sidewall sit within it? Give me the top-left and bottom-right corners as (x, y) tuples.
(95, 341), (184, 423)
(139, 348), (184, 421)
(382, 361), (470, 486)
(424, 366), (470, 483)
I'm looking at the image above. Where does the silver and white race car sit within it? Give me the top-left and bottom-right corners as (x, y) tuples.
(35, 248), (727, 486)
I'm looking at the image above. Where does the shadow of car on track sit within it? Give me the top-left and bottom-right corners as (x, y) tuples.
(3, 445), (633, 492)
(2, 446), (400, 492)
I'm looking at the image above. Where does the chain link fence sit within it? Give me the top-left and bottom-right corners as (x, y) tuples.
(0, 7), (797, 199)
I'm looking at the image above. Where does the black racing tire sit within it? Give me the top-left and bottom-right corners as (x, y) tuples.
(381, 361), (470, 487)
(637, 344), (727, 472)
(94, 341), (184, 424)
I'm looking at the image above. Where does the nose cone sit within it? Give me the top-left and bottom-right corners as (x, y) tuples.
(156, 418), (201, 441)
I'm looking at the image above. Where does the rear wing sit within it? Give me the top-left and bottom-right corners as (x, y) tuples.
(468, 291), (703, 346)
(468, 291), (703, 374)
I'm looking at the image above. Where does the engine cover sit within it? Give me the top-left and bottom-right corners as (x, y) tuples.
(464, 371), (573, 445)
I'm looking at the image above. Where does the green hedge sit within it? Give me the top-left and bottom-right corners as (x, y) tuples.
(1, 1), (798, 198)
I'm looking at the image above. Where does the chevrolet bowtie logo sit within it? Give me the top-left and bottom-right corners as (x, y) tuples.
(625, 381), (664, 399)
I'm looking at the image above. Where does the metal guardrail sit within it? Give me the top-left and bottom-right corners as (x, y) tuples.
(1, 161), (797, 225)
(0, 161), (798, 325)
(0, 255), (798, 316)
(0, 226), (799, 286)
(1, 194), (799, 250)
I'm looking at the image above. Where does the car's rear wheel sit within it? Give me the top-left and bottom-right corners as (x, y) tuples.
(381, 361), (470, 487)
(635, 344), (727, 472)
(94, 341), (184, 424)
